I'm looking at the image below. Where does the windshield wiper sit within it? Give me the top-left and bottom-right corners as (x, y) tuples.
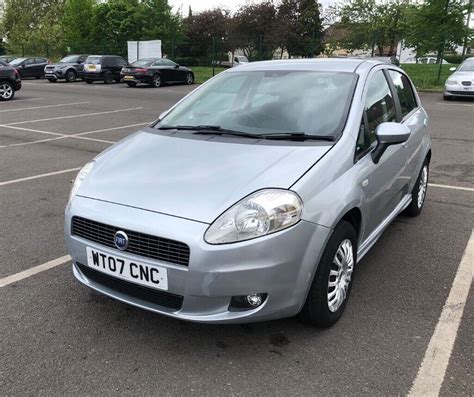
(158, 125), (263, 139)
(259, 132), (336, 142)
(157, 125), (335, 142)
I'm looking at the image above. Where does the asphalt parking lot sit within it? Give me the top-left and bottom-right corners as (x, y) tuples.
(1, 79), (472, 396)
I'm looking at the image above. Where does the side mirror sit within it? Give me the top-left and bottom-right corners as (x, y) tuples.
(174, 64), (180, 68)
(449, 66), (456, 72)
(372, 122), (411, 164)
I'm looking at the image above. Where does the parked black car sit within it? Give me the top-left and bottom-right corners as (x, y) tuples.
(120, 58), (194, 88)
(44, 54), (89, 82)
(0, 55), (17, 64)
(83, 55), (128, 84)
(9, 57), (49, 79)
(0, 60), (22, 101)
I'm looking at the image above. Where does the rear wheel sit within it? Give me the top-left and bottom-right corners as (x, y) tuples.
(404, 160), (429, 217)
(0, 81), (15, 101)
(151, 74), (161, 88)
(85, 79), (93, 84)
(299, 221), (357, 327)
(103, 72), (113, 84)
(65, 69), (77, 83)
(126, 82), (137, 87)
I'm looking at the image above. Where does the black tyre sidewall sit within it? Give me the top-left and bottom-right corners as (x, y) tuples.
(404, 160), (429, 217)
(186, 73), (194, 85)
(85, 79), (93, 84)
(65, 70), (76, 82)
(103, 72), (113, 84)
(126, 82), (137, 87)
(152, 74), (161, 88)
(300, 221), (357, 327)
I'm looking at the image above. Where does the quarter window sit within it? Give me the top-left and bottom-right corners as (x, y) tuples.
(388, 70), (417, 118)
(364, 70), (396, 143)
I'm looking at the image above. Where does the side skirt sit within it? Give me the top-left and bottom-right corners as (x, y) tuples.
(357, 194), (412, 262)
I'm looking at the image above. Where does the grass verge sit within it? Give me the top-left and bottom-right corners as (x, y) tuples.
(191, 66), (226, 84)
(400, 64), (456, 92)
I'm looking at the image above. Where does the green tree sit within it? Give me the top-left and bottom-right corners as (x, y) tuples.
(62, 0), (95, 53)
(404, 0), (471, 59)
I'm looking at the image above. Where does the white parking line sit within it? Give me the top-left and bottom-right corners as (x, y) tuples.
(2, 98), (44, 103)
(429, 183), (474, 193)
(0, 255), (71, 287)
(0, 101), (90, 113)
(409, 230), (473, 396)
(0, 167), (81, 187)
(2, 107), (143, 126)
(435, 102), (474, 107)
(0, 122), (149, 148)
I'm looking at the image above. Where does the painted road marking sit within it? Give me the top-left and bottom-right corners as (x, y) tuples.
(435, 102), (474, 107)
(0, 122), (149, 148)
(409, 230), (473, 396)
(0, 101), (90, 113)
(2, 107), (143, 126)
(0, 255), (71, 287)
(429, 183), (474, 193)
(0, 168), (81, 187)
(1, 98), (44, 103)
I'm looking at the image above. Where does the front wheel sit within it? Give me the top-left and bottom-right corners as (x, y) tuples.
(185, 72), (194, 85)
(299, 221), (357, 327)
(103, 72), (113, 84)
(0, 81), (15, 101)
(404, 161), (429, 217)
(65, 70), (77, 83)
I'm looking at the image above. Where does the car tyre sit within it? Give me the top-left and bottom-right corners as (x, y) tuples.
(404, 160), (429, 217)
(126, 82), (137, 87)
(0, 81), (15, 101)
(299, 221), (357, 327)
(65, 69), (77, 83)
(47, 78), (57, 83)
(151, 74), (161, 88)
(103, 72), (113, 84)
(186, 72), (194, 85)
(85, 79), (94, 84)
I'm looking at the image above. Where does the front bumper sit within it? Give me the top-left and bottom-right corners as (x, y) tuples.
(444, 85), (474, 98)
(65, 196), (331, 323)
(83, 72), (104, 81)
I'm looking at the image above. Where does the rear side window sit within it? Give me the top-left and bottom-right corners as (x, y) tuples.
(388, 71), (417, 118)
(86, 56), (102, 65)
(364, 70), (396, 143)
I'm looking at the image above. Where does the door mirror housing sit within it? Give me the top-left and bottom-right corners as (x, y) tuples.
(449, 66), (456, 72)
(372, 122), (411, 164)
(174, 64), (180, 68)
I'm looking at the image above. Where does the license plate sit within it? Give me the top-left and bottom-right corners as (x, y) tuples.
(462, 86), (473, 91)
(88, 65), (96, 71)
(86, 247), (168, 290)
(123, 75), (134, 80)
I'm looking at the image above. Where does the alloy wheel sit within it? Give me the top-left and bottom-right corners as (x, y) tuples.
(417, 165), (428, 208)
(186, 73), (193, 85)
(0, 83), (13, 100)
(153, 75), (161, 87)
(327, 239), (354, 313)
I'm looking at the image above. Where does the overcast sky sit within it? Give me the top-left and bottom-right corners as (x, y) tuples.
(170, 0), (337, 15)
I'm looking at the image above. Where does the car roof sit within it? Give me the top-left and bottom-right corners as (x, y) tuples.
(229, 58), (386, 73)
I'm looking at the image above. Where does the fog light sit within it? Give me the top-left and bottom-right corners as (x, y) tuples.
(246, 294), (263, 307)
(229, 293), (267, 311)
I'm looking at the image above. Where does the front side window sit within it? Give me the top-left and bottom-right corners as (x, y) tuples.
(10, 58), (26, 66)
(162, 59), (176, 67)
(364, 70), (396, 143)
(159, 70), (357, 138)
(388, 70), (417, 118)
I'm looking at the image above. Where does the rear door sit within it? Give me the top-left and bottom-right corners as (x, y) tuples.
(34, 58), (47, 76)
(161, 59), (178, 82)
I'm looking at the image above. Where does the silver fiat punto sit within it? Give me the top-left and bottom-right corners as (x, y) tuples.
(65, 59), (431, 327)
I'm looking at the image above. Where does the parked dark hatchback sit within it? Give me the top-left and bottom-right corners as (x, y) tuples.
(9, 57), (48, 78)
(83, 55), (128, 84)
(121, 58), (194, 88)
(45, 54), (89, 82)
(0, 60), (22, 101)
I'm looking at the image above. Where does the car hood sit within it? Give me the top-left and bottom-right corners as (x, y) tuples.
(78, 128), (332, 224)
(449, 71), (474, 80)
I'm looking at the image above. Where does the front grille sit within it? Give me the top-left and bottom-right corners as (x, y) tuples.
(76, 262), (183, 310)
(449, 90), (474, 96)
(45, 66), (55, 71)
(461, 81), (472, 86)
(71, 216), (190, 266)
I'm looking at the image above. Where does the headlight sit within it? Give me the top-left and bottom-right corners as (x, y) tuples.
(204, 189), (303, 244)
(446, 79), (458, 85)
(69, 161), (94, 202)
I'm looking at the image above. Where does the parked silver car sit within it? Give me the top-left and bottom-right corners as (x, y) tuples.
(65, 59), (431, 327)
(444, 58), (474, 100)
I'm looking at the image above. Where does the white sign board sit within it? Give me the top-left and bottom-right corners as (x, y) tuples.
(127, 40), (162, 63)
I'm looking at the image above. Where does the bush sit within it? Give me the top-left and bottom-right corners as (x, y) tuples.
(444, 54), (464, 64)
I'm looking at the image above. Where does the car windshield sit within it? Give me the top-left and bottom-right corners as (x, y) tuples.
(158, 70), (357, 137)
(132, 59), (156, 67)
(9, 58), (26, 66)
(458, 61), (474, 72)
(86, 56), (102, 65)
(60, 55), (80, 63)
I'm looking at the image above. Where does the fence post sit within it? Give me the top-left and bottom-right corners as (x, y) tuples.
(171, 34), (175, 59)
(259, 35), (262, 60)
(212, 36), (216, 76)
